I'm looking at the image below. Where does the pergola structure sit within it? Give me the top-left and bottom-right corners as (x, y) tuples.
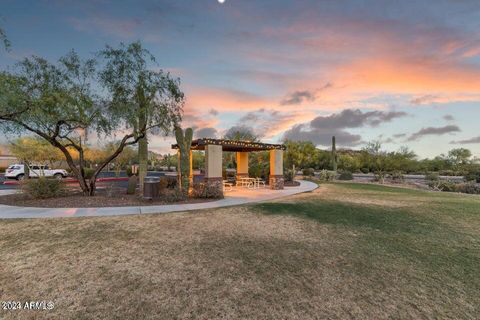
(172, 138), (286, 195)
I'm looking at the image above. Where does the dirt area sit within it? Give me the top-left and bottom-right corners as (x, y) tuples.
(0, 207), (355, 320)
(0, 189), (214, 208)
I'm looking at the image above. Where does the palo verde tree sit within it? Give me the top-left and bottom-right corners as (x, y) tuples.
(9, 137), (64, 173)
(98, 42), (185, 191)
(0, 48), (182, 196)
(0, 53), (105, 194)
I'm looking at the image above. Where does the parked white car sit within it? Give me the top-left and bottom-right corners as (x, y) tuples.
(5, 164), (68, 180)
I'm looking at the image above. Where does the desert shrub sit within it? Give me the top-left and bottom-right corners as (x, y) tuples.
(464, 171), (480, 183)
(249, 162), (269, 179)
(158, 177), (169, 193)
(284, 169), (295, 182)
(373, 171), (387, 183)
(83, 168), (95, 179)
(438, 170), (459, 176)
(425, 172), (439, 182)
(389, 171), (404, 183)
(162, 176), (177, 189)
(318, 169), (336, 181)
(191, 182), (224, 199)
(302, 168), (315, 177)
(163, 187), (187, 202)
(455, 182), (480, 194)
(337, 171), (353, 181)
(21, 178), (66, 199)
(105, 183), (125, 197)
(429, 180), (456, 192)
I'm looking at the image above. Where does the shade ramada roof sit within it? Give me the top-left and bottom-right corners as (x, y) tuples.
(172, 138), (286, 152)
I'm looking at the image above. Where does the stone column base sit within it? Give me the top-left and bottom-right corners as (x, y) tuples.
(269, 175), (284, 190)
(204, 177), (224, 198)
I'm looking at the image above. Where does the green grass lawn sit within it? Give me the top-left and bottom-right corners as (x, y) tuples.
(1, 182), (479, 319)
(256, 183), (480, 318)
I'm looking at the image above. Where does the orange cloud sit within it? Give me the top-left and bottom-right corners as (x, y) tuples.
(334, 57), (480, 94)
(185, 86), (271, 112)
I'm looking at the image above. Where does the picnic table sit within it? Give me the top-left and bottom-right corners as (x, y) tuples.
(223, 180), (233, 192)
(238, 177), (265, 189)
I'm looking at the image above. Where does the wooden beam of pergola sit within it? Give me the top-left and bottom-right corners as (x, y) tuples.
(171, 138), (286, 152)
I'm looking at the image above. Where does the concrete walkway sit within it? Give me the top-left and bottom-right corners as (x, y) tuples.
(0, 180), (317, 219)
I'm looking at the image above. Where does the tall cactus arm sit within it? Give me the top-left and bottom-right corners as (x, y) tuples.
(174, 126), (194, 194)
(185, 128), (193, 150)
(175, 127), (185, 148)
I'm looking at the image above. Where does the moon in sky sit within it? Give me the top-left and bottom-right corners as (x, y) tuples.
(218, 0), (225, 3)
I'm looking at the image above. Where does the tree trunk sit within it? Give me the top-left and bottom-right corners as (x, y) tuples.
(88, 179), (97, 196)
(137, 100), (148, 192)
(88, 133), (142, 196)
(24, 161), (30, 179)
(138, 135), (148, 193)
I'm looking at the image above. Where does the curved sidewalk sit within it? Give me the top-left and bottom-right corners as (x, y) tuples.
(0, 180), (318, 219)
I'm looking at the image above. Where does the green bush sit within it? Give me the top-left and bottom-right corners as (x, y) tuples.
(425, 172), (439, 182)
(373, 171), (387, 183)
(389, 171), (404, 182)
(162, 176), (177, 189)
(438, 170), (460, 176)
(83, 168), (95, 179)
(360, 167), (369, 174)
(0, 166), (7, 173)
(318, 169), (336, 181)
(464, 171), (480, 183)
(302, 168), (315, 177)
(249, 162), (269, 180)
(338, 171), (353, 181)
(284, 169), (295, 182)
(21, 178), (66, 199)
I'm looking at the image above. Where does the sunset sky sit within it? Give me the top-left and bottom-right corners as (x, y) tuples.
(1, 0), (480, 158)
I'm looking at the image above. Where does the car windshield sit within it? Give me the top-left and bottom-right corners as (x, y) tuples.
(8, 166), (21, 170)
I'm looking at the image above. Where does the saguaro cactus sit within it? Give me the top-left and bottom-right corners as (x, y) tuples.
(331, 136), (338, 171)
(126, 175), (137, 195)
(175, 127), (193, 193)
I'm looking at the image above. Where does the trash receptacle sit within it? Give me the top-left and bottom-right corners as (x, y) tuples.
(143, 177), (160, 200)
